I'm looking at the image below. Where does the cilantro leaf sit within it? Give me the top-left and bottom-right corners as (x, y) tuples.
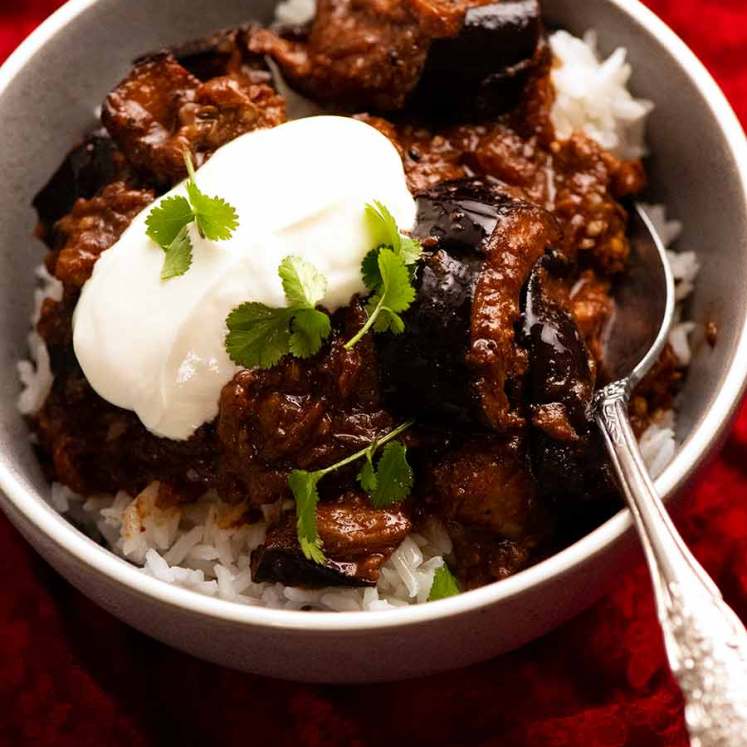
(146, 195), (194, 249)
(365, 200), (402, 254)
(145, 152), (239, 280)
(347, 248), (415, 348)
(288, 470), (325, 563)
(224, 257), (332, 370)
(279, 255), (328, 308)
(370, 304), (406, 335)
(350, 200), (423, 349)
(361, 247), (384, 291)
(368, 441), (414, 508)
(377, 249), (416, 312)
(364, 201), (422, 266)
(286, 420), (414, 565)
(428, 565), (461, 601)
(357, 456), (378, 494)
(399, 236), (423, 267)
(160, 225), (193, 280)
(289, 308), (332, 358)
(225, 303), (293, 370)
(186, 180), (240, 241)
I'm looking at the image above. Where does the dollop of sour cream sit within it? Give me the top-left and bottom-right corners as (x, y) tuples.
(73, 116), (416, 440)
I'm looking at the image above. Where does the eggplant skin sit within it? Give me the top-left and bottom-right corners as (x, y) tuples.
(407, 0), (543, 120)
(522, 252), (594, 429)
(251, 520), (376, 588)
(521, 253), (617, 504)
(378, 248), (483, 424)
(412, 178), (509, 251)
(251, 547), (374, 588)
(33, 131), (120, 241)
(378, 178), (507, 424)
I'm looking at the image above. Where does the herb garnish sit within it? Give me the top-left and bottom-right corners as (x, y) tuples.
(346, 201), (422, 349)
(225, 256), (332, 370)
(145, 152), (239, 280)
(289, 420), (414, 563)
(357, 440), (414, 509)
(428, 565), (461, 601)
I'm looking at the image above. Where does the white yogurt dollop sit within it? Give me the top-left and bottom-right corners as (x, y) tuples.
(73, 116), (415, 440)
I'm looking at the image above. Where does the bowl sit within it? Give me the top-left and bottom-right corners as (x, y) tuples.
(1, 0), (746, 683)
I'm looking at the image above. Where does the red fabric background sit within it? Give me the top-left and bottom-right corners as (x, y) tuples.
(1, 2), (746, 745)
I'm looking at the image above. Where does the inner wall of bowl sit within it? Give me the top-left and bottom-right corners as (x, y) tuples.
(1, 0), (745, 520)
(544, 0), (747, 443)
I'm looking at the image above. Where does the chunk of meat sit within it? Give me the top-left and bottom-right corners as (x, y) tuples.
(102, 53), (285, 185)
(48, 182), (154, 287)
(251, 493), (411, 587)
(451, 122), (554, 206)
(358, 115), (469, 193)
(469, 194), (561, 429)
(447, 522), (533, 589)
(35, 365), (217, 498)
(433, 436), (536, 538)
(217, 305), (393, 505)
(250, 0), (429, 111)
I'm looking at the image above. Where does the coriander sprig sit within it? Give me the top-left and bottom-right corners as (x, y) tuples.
(289, 420), (415, 563)
(145, 152), (239, 280)
(346, 202), (422, 349)
(357, 439), (414, 508)
(428, 564), (460, 601)
(225, 256), (332, 369)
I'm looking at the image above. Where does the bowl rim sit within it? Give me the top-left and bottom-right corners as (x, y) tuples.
(1, 0), (747, 634)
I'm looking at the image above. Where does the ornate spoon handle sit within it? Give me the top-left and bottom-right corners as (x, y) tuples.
(595, 381), (747, 747)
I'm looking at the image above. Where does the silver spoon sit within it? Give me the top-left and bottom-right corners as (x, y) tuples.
(595, 204), (747, 747)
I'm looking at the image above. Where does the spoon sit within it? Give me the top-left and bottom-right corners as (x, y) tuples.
(595, 204), (747, 747)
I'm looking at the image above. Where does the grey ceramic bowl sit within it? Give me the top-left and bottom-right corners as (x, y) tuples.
(1, 0), (746, 683)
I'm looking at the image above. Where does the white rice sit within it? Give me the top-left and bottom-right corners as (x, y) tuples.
(61, 481), (451, 611)
(274, 0), (316, 25)
(17, 265), (61, 416)
(550, 29), (654, 160)
(17, 24), (699, 610)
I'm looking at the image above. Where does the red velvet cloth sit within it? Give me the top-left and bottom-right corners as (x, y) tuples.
(1, 2), (746, 745)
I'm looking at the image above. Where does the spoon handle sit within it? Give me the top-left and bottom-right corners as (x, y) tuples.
(595, 380), (747, 747)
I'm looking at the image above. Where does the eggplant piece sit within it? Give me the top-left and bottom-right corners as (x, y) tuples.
(378, 178), (506, 424)
(252, 521), (374, 588)
(407, 0), (543, 120)
(33, 130), (120, 241)
(378, 248), (482, 424)
(379, 177), (559, 427)
(251, 494), (411, 588)
(165, 28), (243, 80)
(522, 251), (594, 429)
(165, 26), (274, 83)
(411, 177), (510, 250)
(522, 253), (616, 503)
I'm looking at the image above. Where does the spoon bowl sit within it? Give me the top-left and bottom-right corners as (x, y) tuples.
(593, 206), (747, 745)
(601, 204), (675, 387)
